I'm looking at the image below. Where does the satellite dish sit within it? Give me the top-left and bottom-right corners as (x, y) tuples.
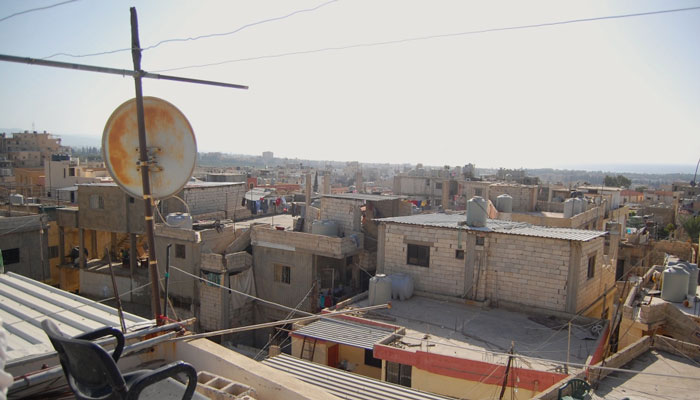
(102, 96), (197, 200)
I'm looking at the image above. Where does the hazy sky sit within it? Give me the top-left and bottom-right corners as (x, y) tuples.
(1, 0), (699, 171)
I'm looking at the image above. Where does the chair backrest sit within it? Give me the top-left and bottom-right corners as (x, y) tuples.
(41, 320), (128, 400)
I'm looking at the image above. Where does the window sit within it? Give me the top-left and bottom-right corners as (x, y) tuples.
(129, 197), (135, 203)
(406, 244), (430, 268)
(68, 167), (75, 177)
(587, 255), (596, 279)
(455, 249), (464, 260)
(89, 195), (104, 209)
(435, 182), (442, 189)
(1, 248), (20, 265)
(475, 236), (485, 246)
(474, 188), (483, 196)
(274, 264), (291, 284)
(364, 349), (382, 368)
(175, 244), (186, 259)
(386, 362), (412, 387)
(201, 271), (221, 287)
(48, 245), (59, 259)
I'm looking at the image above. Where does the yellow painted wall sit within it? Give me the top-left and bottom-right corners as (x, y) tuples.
(338, 344), (381, 379)
(411, 366), (537, 400)
(290, 337), (328, 365)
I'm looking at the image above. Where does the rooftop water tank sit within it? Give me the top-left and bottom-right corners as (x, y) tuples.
(166, 212), (193, 230)
(311, 220), (338, 237)
(467, 196), (488, 227)
(496, 194), (513, 213)
(563, 198), (575, 218)
(661, 265), (690, 302)
(368, 274), (392, 306)
(573, 197), (585, 215)
(679, 262), (699, 297)
(9, 194), (24, 206)
(389, 273), (414, 301)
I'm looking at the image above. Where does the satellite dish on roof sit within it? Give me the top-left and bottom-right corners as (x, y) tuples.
(102, 96), (197, 200)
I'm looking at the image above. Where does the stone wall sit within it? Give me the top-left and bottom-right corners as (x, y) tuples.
(488, 184), (537, 212)
(320, 197), (362, 235)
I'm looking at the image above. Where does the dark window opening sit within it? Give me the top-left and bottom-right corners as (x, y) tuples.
(275, 264), (291, 284)
(175, 244), (186, 259)
(435, 182), (442, 189)
(1, 248), (20, 265)
(474, 188), (483, 196)
(364, 349), (382, 368)
(201, 271), (221, 287)
(587, 255), (596, 279)
(386, 361), (412, 387)
(407, 244), (429, 268)
(455, 249), (464, 260)
(48, 245), (59, 259)
(475, 236), (485, 246)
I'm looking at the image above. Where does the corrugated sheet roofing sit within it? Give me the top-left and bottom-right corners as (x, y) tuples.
(0, 272), (149, 365)
(263, 354), (454, 400)
(322, 193), (404, 202)
(292, 319), (394, 350)
(377, 213), (607, 241)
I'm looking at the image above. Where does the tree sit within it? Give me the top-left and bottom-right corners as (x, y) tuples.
(604, 174), (631, 188)
(680, 215), (700, 242)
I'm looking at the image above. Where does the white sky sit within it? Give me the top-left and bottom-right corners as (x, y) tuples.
(0, 0), (699, 170)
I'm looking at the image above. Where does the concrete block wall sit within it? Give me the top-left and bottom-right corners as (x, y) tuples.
(382, 224), (466, 297)
(487, 233), (571, 311)
(164, 184), (246, 219)
(488, 184), (537, 212)
(252, 226), (362, 259)
(320, 197), (362, 235)
(575, 238), (609, 312)
(199, 281), (223, 330)
(251, 245), (315, 312)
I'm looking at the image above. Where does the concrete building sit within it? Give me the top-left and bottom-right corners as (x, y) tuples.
(160, 181), (247, 221)
(0, 213), (49, 281)
(44, 155), (110, 196)
(377, 213), (615, 316)
(0, 130), (66, 168)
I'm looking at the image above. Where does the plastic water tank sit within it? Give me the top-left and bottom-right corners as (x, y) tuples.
(390, 273), (414, 301)
(311, 220), (339, 237)
(563, 198), (575, 218)
(368, 274), (392, 306)
(166, 212), (193, 229)
(573, 198), (585, 215)
(496, 194), (513, 213)
(467, 196), (488, 227)
(661, 266), (690, 302)
(9, 194), (24, 206)
(680, 262), (699, 296)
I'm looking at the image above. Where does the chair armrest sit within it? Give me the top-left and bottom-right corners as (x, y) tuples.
(126, 361), (197, 400)
(75, 326), (125, 362)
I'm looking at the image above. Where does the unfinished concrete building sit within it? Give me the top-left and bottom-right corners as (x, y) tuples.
(0, 213), (49, 281)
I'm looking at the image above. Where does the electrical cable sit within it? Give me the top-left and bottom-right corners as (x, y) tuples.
(0, 0), (79, 23)
(153, 5), (700, 73)
(40, 0), (341, 60)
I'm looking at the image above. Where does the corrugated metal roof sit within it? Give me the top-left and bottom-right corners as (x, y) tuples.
(244, 188), (273, 200)
(293, 319), (394, 350)
(0, 272), (150, 365)
(322, 193), (404, 202)
(377, 213), (607, 241)
(263, 354), (455, 400)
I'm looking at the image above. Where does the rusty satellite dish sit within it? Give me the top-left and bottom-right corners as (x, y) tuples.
(102, 96), (197, 200)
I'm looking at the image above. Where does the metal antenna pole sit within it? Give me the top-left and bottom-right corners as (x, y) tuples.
(130, 7), (162, 323)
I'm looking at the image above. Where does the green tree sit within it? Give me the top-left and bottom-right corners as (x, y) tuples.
(604, 174), (631, 188)
(680, 215), (700, 242)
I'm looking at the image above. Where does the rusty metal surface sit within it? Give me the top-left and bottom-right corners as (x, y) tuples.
(102, 96), (197, 200)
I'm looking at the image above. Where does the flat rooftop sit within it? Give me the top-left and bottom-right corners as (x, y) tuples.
(322, 193), (405, 202)
(591, 350), (700, 399)
(235, 214), (295, 230)
(350, 296), (601, 373)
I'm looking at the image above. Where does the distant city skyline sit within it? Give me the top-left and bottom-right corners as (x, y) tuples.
(1, 1), (699, 170)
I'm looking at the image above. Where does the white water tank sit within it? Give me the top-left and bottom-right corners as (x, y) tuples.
(573, 197), (585, 215)
(9, 194), (24, 206)
(369, 274), (392, 306)
(311, 220), (339, 237)
(661, 266), (690, 302)
(563, 198), (575, 218)
(496, 194), (513, 213)
(390, 273), (414, 301)
(680, 262), (699, 296)
(467, 196), (488, 227)
(166, 212), (193, 229)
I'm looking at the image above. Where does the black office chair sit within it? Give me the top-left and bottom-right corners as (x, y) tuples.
(41, 319), (197, 400)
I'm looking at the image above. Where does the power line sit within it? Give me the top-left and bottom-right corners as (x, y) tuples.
(153, 5), (700, 73)
(0, 0), (80, 23)
(40, 0), (342, 60)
